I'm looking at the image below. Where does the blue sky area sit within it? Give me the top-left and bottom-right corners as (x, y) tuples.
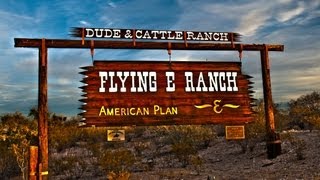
(0, 0), (319, 116)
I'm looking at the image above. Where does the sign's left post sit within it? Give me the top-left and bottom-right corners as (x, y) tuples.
(38, 38), (48, 180)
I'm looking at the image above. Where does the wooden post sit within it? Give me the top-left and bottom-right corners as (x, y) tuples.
(38, 38), (49, 179)
(29, 146), (38, 180)
(260, 44), (281, 159)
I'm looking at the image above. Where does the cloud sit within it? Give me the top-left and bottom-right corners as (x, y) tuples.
(236, 9), (269, 36)
(190, 0), (318, 38)
(80, 20), (91, 26)
(0, 83), (37, 103)
(0, 10), (38, 49)
(14, 56), (38, 73)
(277, 2), (305, 22)
(107, 2), (116, 8)
(198, 1), (273, 36)
(0, 9), (34, 22)
(100, 15), (114, 26)
(57, 78), (72, 85)
(99, 0), (181, 29)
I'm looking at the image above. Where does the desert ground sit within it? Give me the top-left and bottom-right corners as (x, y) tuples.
(49, 128), (320, 180)
(130, 130), (320, 179)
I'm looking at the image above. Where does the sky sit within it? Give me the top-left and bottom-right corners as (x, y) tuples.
(0, 0), (319, 116)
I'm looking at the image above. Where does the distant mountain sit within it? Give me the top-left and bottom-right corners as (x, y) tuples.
(276, 102), (289, 110)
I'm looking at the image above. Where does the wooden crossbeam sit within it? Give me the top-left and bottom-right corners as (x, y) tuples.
(14, 38), (284, 51)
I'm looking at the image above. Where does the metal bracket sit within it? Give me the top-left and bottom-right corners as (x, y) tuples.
(167, 42), (172, 63)
(183, 31), (188, 47)
(133, 29), (136, 47)
(231, 33), (235, 48)
(264, 44), (270, 69)
(238, 44), (243, 61)
(90, 40), (94, 63)
(82, 27), (85, 45)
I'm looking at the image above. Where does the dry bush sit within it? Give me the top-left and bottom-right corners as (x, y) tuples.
(288, 91), (320, 131)
(0, 112), (37, 180)
(99, 148), (135, 179)
(0, 141), (20, 179)
(237, 100), (266, 153)
(81, 127), (108, 144)
(50, 155), (89, 178)
(159, 125), (215, 167)
(281, 132), (306, 160)
(107, 171), (131, 180)
(49, 126), (84, 152)
(171, 140), (197, 167)
(190, 155), (204, 175)
(162, 125), (216, 149)
(49, 120), (107, 153)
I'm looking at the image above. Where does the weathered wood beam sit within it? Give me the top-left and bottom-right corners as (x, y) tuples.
(29, 146), (38, 180)
(260, 44), (281, 159)
(38, 38), (48, 180)
(14, 38), (284, 51)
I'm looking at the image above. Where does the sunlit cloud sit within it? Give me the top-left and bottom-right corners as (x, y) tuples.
(107, 2), (116, 8)
(277, 2), (305, 22)
(80, 20), (91, 26)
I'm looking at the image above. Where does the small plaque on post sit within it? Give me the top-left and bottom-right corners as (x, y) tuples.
(225, 125), (245, 140)
(107, 130), (125, 141)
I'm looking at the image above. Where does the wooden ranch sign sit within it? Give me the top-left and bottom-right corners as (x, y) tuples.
(71, 27), (240, 42)
(79, 61), (254, 127)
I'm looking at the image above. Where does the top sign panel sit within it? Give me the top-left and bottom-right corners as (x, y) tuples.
(70, 28), (240, 42)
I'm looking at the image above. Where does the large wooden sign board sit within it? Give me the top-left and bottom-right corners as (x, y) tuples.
(79, 61), (254, 127)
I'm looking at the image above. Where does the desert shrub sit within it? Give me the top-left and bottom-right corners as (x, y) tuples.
(50, 155), (89, 178)
(107, 171), (131, 180)
(163, 125), (216, 149)
(129, 126), (146, 139)
(293, 139), (306, 160)
(133, 141), (149, 156)
(237, 100), (266, 153)
(159, 125), (215, 167)
(281, 132), (306, 160)
(49, 117), (107, 152)
(0, 112), (37, 180)
(237, 99), (286, 153)
(190, 155), (203, 175)
(99, 148), (135, 179)
(86, 142), (104, 158)
(82, 127), (107, 144)
(214, 125), (225, 137)
(318, 131), (320, 151)
(0, 141), (20, 179)
(171, 139), (197, 167)
(288, 91), (320, 130)
(49, 116), (77, 152)
(49, 126), (84, 152)
(274, 103), (290, 131)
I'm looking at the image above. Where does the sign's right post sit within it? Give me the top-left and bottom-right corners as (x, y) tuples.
(260, 44), (281, 159)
